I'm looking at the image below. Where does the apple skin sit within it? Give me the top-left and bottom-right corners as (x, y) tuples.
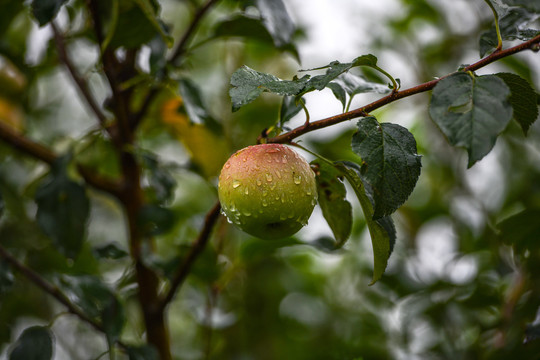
(218, 144), (318, 240)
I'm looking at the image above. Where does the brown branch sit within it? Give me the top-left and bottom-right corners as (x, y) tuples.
(169, 0), (221, 64)
(0, 122), (123, 197)
(266, 34), (540, 144)
(159, 201), (222, 311)
(51, 22), (108, 127)
(0, 245), (128, 350)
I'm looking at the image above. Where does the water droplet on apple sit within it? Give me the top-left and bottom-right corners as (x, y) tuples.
(293, 175), (302, 185)
(282, 155), (288, 163)
(262, 199), (268, 207)
(256, 179), (262, 186)
(244, 188), (249, 195)
(232, 180), (241, 188)
(280, 213), (287, 220)
(225, 163), (230, 169)
(276, 171), (282, 179)
(266, 173), (273, 182)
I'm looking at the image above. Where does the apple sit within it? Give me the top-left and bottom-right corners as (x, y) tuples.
(218, 143), (318, 240)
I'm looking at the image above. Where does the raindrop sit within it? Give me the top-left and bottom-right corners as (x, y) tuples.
(232, 180), (241, 188)
(280, 214), (287, 220)
(244, 188), (249, 195)
(293, 175), (302, 185)
(276, 171), (282, 179)
(262, 190), (268, 196)
(243, 157), (247, 162)
(266, 173), (273, 182)
(270, 183), (276, 190)
(256, 179), (262, 186)
(281, 194), (286, 203)
(306, 191), (312, 196)
(242, 210), (252, 216)
(262, 199), (268, 207)
(282, 155), (288, 163)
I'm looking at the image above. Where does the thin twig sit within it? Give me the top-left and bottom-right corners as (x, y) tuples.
(159, 201), (222, 311)
(51, 22), (108, 127)
(131, 0), (222, 128)
(169, 0), (221, 64)
(0, 122), (123, 197)
(0, 245), (128, 351)
(266, 33), (540, 144)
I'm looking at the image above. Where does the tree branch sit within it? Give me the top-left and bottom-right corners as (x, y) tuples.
(266, 34), (540, 144)
(0, 122), (123, 197)
(159, 201), (222, 311)
(0, 245), (128, 350)
(131, 0), (222, 128)
(169, 0), (221, 65)
(51, 22), (108, 128)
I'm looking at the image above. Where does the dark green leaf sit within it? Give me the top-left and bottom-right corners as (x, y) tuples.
(326, 82), (347, 111)
(335, 162), (395, 285)
(140, 153), (177, 204)
(0, 190), (4, 218)
(351, 117), (422, 218)
(229, 65), (309, 111)
(0, 260), (14, 296)
(299, 61), (358, 95)
(498, 209), (540, 254)
(312, 159), (352, 248)
(429, 72), (512, 167)
(254, 0), (295, 47)
(93, 243), (129, 260)
(335, 72), (390, 96)
(279, 96), (305, 125)
(213, 15), (274, 45)
(148, 34), (167, 76)
(108, 5), (159, 49)
(178, 78), (221, 133)
(9, 326), (54, 360)
(137, 205), (175, 236)
(101, 295), (125, 344)
(525, 323), (540, 344)
(495, 72), (539, 135)
(128, 345), (160, 360)
(31, 0), (68, 26)
(0, 0), (23, 35)
(479, 7), (538, 56)
(35, 157), (90, 259)
(502, 0), (540, 12)
(60, 275), (114, 318)
(132, 0), (173, 47)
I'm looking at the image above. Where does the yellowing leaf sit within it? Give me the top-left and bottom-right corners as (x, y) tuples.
(0, 97), (24, 132)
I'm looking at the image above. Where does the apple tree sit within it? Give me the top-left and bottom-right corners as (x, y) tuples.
(0, 0), (540, 359)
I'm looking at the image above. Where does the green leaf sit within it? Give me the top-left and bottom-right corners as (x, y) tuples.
(93, 243), (129, 260)
(132, 0), (173, 47)
(60, 275), (115, 318)
(101, 294), (125, 344)
(335, 162), (396, 285)
(254, 0), (295, 47)
(140, 152), (177, 204)
(495, 72), (539, 135)
(178, 78), (221, 132)
(137, 205), (176, 236)
(498, 209), (540, 254)
(229, 65), (309, 111)
(35, 157), (90, 259)
(9, 326), (54, 360)
(0, 190), (4, 219)
(0, 0), (24, 35)
(335, 72), (390, 96)
(31, 0), (68, 26)
(128, 345), (160, 360)
(212, 14), (299, 59)
(312, 159), (353, 248)
(351, 117), (422, 219)
(108, 4), (160, 49)
(502, 0), (540, 13)
(279, 96), (305, 125)
(429, 72), (513, 167)
(326, 82), (347, 111)
(0, 260), (14, 296)
(479, 7), (538, 56)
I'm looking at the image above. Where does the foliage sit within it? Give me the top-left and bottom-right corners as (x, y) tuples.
(0, 0), (540, 359)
